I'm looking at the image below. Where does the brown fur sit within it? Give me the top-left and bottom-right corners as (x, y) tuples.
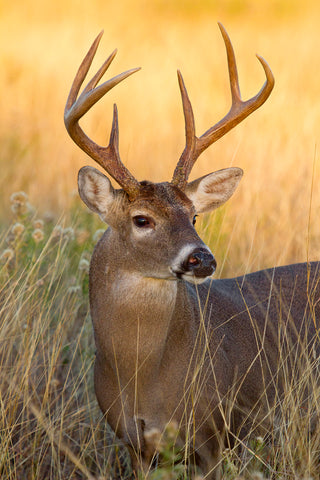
(82, 176), (320, 477)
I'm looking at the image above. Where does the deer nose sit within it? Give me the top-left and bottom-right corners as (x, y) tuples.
(183, 248), (217, 277)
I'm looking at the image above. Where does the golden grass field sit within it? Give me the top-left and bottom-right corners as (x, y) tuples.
(1, 0), (320, 478)
(1, 0), (320, 274)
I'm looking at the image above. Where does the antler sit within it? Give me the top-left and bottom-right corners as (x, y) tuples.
(64, 31), (141, 200)
(171, 23), (275, 189)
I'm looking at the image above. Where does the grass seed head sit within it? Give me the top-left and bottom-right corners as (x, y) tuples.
(33, 219), (44, 230)
(32, 228), (44, 243)
(67, 285), (81, 295)
(78, 258), (90, 273)
(0, 248), (15, 264)
(10, 191), (28, 205)
(93, 229), (105, 243)
(11, 222), (25, 237)
(52, 225), (63, 238)
(144, 428), (162, 453)
(11, 202), (31, 216)
(63, 227), (75, 241)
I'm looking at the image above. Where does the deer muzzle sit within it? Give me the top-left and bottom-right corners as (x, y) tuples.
(182, 248), (217, 278)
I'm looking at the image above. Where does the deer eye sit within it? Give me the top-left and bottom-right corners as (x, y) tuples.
(133, 215), (154, 228)
(192, 215), (198, 226)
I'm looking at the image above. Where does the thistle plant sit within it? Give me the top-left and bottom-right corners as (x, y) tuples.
(0, 191), (126, 479)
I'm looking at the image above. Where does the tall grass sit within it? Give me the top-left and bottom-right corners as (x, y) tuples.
(1, 1), (320, 478)
(0, 190), (319, 479)
(0, 193), (132, 479)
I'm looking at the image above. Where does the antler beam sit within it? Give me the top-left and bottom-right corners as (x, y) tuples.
(171, 22), (275, 189)
(64, 31), (141, 200)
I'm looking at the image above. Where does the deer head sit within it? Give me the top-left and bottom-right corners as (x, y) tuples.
(64, 23), (274, 284)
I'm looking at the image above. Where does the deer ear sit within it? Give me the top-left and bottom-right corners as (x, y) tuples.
(78, 166), (115, 222)
(185, 167), (243, 214)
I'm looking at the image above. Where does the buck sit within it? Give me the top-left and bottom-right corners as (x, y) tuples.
(65, 24), (320, 478)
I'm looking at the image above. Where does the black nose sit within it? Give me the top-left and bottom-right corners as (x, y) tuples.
(183, 248), (217, 278)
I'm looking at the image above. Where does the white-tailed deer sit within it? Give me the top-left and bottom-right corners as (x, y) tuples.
(65, 24), (320, 478)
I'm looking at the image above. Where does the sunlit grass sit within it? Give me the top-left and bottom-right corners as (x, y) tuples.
(1, 1), (320, 478)
(0, 192), (133, 479)
(1, 0), (320, 274)
(0, 190), (319, 479)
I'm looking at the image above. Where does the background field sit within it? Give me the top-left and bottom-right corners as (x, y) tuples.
(1, 1), (320, 478)
(1, 0), (320, 275)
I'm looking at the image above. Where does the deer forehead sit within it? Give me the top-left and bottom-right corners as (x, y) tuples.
(127, 181), (195, 218)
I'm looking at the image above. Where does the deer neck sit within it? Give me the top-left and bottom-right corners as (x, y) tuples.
(91, 263), (195, 367)
(108, 269), (178, 329)
(90, 230), (198, 374)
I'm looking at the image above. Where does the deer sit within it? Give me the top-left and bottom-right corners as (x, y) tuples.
(64, 24), (320, 478)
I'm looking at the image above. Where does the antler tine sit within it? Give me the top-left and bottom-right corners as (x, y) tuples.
(172, 71), (197, 187)
(220, 22), (241, 105)
(65, 31), (104, 112)
(64, 32), (141, 199)
(172, 23), (275, 189)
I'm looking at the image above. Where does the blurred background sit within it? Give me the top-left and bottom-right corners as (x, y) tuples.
(1, 0), (320, 275)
